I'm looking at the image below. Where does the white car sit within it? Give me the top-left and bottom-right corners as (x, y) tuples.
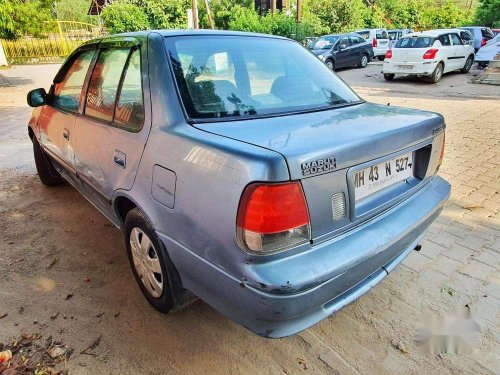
(356, 28), (390, 60)
(382, 29), (475, 83)
(475, 33), (500, 68)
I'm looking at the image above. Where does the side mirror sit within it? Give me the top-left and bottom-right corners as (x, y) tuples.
(27, 88), (47, 107)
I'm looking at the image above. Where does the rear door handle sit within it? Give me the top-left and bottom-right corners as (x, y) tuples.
(113, 150), (126, 168)
(63, 128), (70, 140)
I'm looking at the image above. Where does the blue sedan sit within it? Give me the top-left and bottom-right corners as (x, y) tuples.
(27, 30), (450, 338)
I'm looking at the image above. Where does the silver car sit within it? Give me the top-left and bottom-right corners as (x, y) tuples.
(27, 30), (450, 338)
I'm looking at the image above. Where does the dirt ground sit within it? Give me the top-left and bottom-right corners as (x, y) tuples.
(0, 62), (499, 375)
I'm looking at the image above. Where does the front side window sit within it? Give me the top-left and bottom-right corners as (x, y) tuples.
(85, 48), (129, 122)
(53, 50), (94, 111)
(114, 48), (144, 130)
(338, 37), (350, 49)
(166, 36), (361, 120)
(460, 31), (472, 42)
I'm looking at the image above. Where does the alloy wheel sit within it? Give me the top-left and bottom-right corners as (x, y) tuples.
(130, 227), (163, 298)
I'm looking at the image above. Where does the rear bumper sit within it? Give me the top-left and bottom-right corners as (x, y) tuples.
(383, 60), (438, 75)
(158, 176), (450, 338)
(373, 46), (389, 57)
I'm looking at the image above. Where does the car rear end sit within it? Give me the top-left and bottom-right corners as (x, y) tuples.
(162, 32), (451, 338)
(383, 34), (440, 76)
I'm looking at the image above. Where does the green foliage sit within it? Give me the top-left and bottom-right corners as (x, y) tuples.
(475, 0), (500, 27)
(101, 2), (149, 34)
(1, 0), (53, 39)
(129, 0), (190, 29)
(0, 0), (16, 38)
(54, 0), (94, 23)
(303, 0), (368, 34)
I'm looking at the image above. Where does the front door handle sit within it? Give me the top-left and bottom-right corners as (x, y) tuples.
(113, 150), (126, 169)
(63, 128), (70, 141)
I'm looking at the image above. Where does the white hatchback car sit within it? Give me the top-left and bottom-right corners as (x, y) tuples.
(356, 28), (390, 60)
(382, 29), (475, 83)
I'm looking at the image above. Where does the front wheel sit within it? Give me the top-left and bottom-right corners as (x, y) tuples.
(384, 73), (395, 81)
(32, 136), (65, 186)
(430, 62), (444, 83)
(325, 59), (335, 71)
(125, 208), (175, 313)
(461, 55), (474, 73)
(358, 54), (369, 68)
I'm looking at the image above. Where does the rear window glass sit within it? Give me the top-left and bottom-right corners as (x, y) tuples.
(395, 37), (435, 48)
(481, 28), (494, 39)
(310, 35), (338, 50)
(166, 36), (361, 120)
(356, 31), (370, 39)
(376, 30), (388, 39)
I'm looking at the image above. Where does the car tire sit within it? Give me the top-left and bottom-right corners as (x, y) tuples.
(124, 208), (177, 313)
(325, 59), (335, 71)
(383, 73), (395, 81)
(358, 53), (369, 68)
(460, 55), (474, 74)
(429, 62), (444, 83)
(32, 135), (65, 186)
(377, 56), (385, 61)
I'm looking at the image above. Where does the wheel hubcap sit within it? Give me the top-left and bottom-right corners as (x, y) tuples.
(362, 56), (367, 66)
(326, 61), (333, 70)
(130, 227), (163, 298)
(436, 66), (442, 80)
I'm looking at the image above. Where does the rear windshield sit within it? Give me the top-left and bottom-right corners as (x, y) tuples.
(481, 28), (494, 39)
(165, 36), (361, 121)
(310, 35), (338, 50)
(395, 37), (435, 48)
(376, 30), (389, 39)
(356, 30), (370, 39)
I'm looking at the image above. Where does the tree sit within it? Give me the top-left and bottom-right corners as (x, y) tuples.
(476, 0), (500, 27)
(101, 2), (149, 34)
(0, 0), (16, 38)
(129, 0), (190, 29)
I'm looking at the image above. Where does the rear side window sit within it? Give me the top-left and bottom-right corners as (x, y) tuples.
(438, 34), (451, 46)
(85, 48), (129, 122)
(460, 31), (472, 42)
(114, 49), (144, 131)
(394, 37), (434, 48)
(52, 50), (94, 111)
(376, 30), (388, 39)
(350, 36), (364, 44)
(450, 33), (462, 45)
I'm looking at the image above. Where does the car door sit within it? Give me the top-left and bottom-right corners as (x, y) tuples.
(437, 34), (456, 72)
(73, 39), (150, 221)
(450, 32), (468, 69)
(334, 37), (352, 68)
(38, 48), (95, 185)
(349, 36), (364, 62)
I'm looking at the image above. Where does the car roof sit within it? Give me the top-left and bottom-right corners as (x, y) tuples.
(321, 32), (365, 37)
(404, 29), (463, 37)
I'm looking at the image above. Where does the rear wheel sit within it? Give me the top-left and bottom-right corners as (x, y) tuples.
(384, 73), (395, 81)
(358, 53), (369, 68)
(125, 208), (175, 313)
(429, 62), (444, 83)
(325, 59), (335, 71)
(32, 136), (65, 186)
(460, 55), (474, 73)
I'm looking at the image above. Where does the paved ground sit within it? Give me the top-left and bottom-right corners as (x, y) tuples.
(0, 63), (499, 375)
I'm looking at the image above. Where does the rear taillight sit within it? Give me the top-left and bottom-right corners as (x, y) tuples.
(423, 49), (439, 59)
(372, 38), (378, 47)
(481, 37), (487, 47)
(385, 50), (392, 59)
(236, 181), (311, 253)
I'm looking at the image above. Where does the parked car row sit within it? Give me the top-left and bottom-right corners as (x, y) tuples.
(309, 25), (496, 83)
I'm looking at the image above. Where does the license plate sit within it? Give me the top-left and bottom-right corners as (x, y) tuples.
(397, 65), (414, 70)
(354, 152), (413, 201)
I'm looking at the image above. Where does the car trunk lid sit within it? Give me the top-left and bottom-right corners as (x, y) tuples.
(194, 102), (445, 240)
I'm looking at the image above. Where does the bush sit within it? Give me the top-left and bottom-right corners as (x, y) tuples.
(101, 2), (149, 34)
(476, 0), (500, 27)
